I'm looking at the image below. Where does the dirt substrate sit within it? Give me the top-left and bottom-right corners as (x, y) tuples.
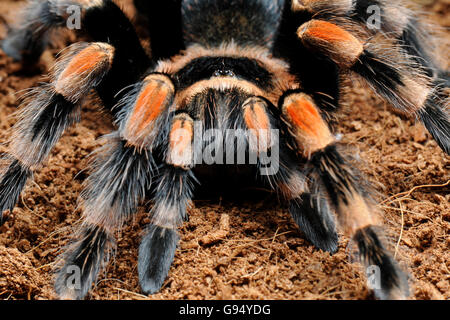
(0, 0), (449, 300)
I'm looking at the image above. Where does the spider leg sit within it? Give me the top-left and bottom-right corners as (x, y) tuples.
(296, 19), (450, 154)
(55, 74), (181, 299)
(279, 91), (409, 299)
(241, 96), (339, 253)
(0, 42), (115, 226)
(291, 0), (448, 81)
(2, 0), (101, 62)
(138, 113), (197, 295)
(54, 134), (154, 299)
(2, 1), (148, 65)
(139, 166), (196, 295)
(2, 0), (151, 109)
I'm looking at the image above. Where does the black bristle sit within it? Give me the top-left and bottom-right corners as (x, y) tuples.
(289, 194), (339, 254)
(310, 145), (357, 207)
(138, 225), (179, 295)
(351, 50), (404, 104)
(354, 226), (409, 300)
(31, 93), (77, 143)
(400, 19), (435, 78)
(418, 92), (450, 155)
(54, 226), (114, 300)
(0, 158), (31, 226)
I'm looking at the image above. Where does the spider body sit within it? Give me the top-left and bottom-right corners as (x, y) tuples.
(0, 0), (448, 300)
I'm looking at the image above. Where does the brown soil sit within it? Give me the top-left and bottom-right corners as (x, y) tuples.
(0, 0), (448, 300)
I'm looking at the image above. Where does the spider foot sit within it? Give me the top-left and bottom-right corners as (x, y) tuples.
(290, 194), (339, 254)
(54, 225), (115, 300)
(138, 225), (179, 295)
(354, 226), (410, 300)
(0, 155), (31, 227)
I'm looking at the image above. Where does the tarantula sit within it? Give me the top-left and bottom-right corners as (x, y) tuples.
(0, 0), (448, 300)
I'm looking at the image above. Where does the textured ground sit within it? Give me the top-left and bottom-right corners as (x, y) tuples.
(0, 0), (448, 300)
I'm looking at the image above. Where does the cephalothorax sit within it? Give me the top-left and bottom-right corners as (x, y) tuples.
(0, 0), (448, 299)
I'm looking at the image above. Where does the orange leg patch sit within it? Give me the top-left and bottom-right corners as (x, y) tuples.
(282, 93), (334, 157)
(55, 43), (114, 100)
(167, 114), (194, 169)
(297, 20), (363, 68)
(123, 74), (175, 149)
(243, 97), (273, 153)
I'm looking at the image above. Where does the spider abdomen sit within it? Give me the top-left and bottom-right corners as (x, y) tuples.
(182, 0), (283, 48)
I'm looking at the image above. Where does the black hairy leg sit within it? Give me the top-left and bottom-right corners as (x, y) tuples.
(54, 73), (178, 298)
(0, 42), (114, 226)
(241, 95), (339, 253)
(310, 145), (410, 300)
(135, 110), (197, 294)
(121, 87), (197, 293)
(0, 157), (31, 225)
(279, 90), (409, 299)
(294, 18), (449, 154)
(55, 134), (154, 299)
(138, 166), (197, 294)
(54, 225), (115, 300)
(284, 1), (450, 154)
(138, 224), (179, 295)
(290, 0), (447, 80)
(289, 194), (338, 254)
(1, 0), (151, 110)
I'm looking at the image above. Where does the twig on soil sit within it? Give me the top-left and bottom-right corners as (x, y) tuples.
(394, 201), (405, 259)
(25, 226), (71, 255)
(242, 266), (263, 279)
(225, 231), (292, 244)
(266, 227), (280, 260)
(320, 284), (340, 296)
(112, 288), (149, 300)
(380, 180), (450, 205)
(379, 205), (427, 217)
(21, 196), (45, 220)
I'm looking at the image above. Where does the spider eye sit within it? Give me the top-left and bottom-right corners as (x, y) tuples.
(224, 69), (235, 77)
(213, 69), (236, 77)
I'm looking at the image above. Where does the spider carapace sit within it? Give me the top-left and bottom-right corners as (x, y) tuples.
(0, 0), (448, 299)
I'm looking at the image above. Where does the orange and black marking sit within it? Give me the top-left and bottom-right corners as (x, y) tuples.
(123, 74), (175, 149)
(353, 226), (409, 300)
(281, 93), (334, 157)
(305, 142), (407, 299)
(297, 20), (363, 68)
(309, 144), (380, 236)
(55, 43), (115, 100)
